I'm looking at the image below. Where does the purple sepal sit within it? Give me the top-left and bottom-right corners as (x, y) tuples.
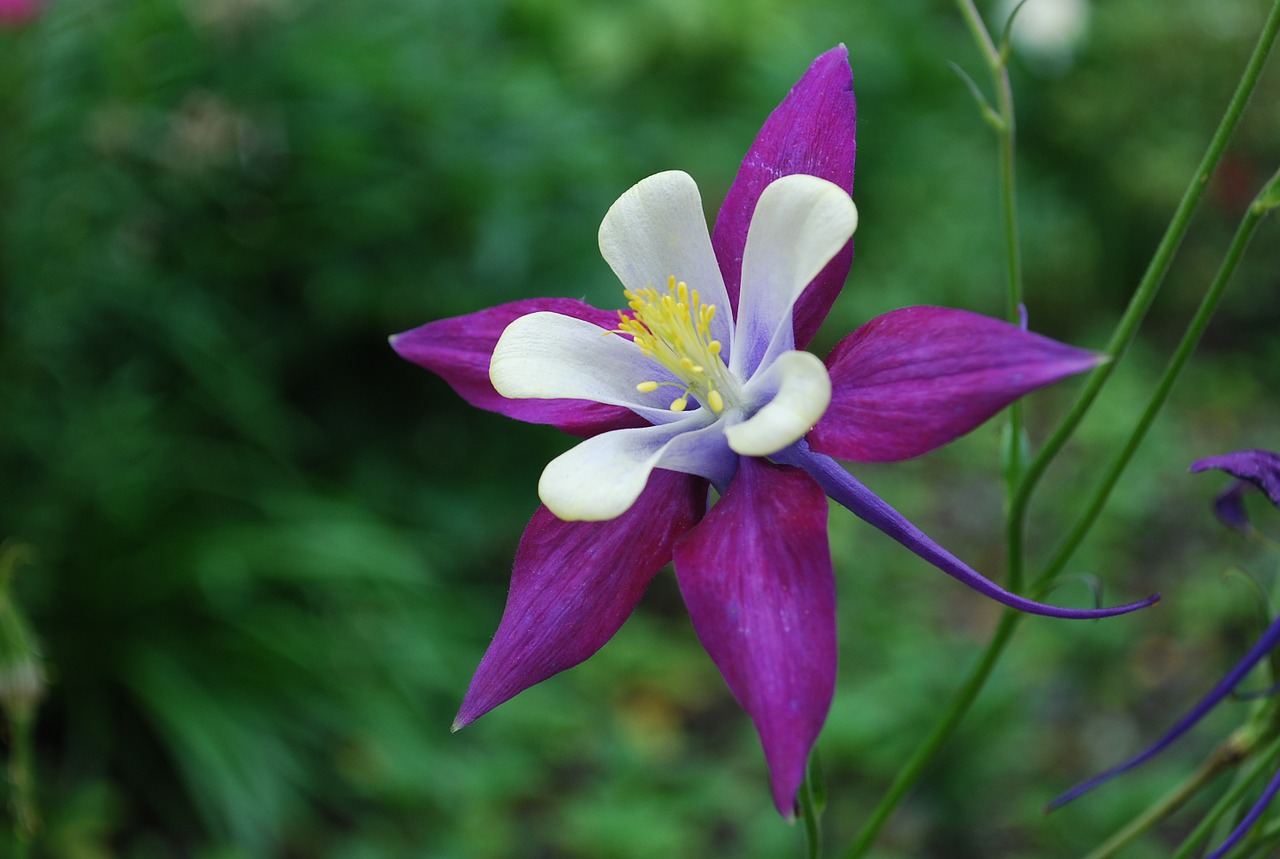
(775, 442), (1160, 619)
(673, 456), (836, 819)
(809, 307), (1103, 463)
(454, 469), (707, 729)
(1191, 449), (1280, 532)
(391, 298), (648, 438)
(712, 45), (856, 348)
(1048, 612), (1280, 811)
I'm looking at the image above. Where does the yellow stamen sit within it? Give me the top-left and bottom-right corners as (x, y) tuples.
(611, 275), (737, 414)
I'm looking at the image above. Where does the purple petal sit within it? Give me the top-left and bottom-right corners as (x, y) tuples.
(774, 442), (1160, 619)
(809, 307), (1103, 463)
(1191, 449), (1280, 531)
(391, 298), (647, 438)
(673, 456), (836, 819)
(1210, 482), (1254, 533)
(1204, 765), (1280, 859)
(1048, 612), (1280, 811)
(712, 46), (856, 348)
(454, 469), (707, 729)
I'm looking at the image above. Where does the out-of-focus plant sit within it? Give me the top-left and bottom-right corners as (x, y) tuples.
(1, 0), (1279, 857)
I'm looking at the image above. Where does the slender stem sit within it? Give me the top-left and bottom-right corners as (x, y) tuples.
(799, 751), (825, 859)
(1035, 168), (1279, 590)
(841, 612), (1021, 857)
(1170, 737), (1280, 859)
(1081, 733), (1253, 859)
(7, 710), (35, 859)
(1010, 0), (1280, 547)
(839, 3), (1280, 856)
(957, 0), (1027, 590)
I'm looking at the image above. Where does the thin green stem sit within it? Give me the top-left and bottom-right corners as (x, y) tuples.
(1010, 0), (1280, 551)
(1035, 167), (1280, 590)
(957, 0), (1028, 590)
(1170, 736), (1280, 859)
(799, 750), (825, 859)
(7, 711), (35, 859)
(1081, 733), (1254, 859)
(840, 612), (1021, 858)
(839, 3), (1280, 856)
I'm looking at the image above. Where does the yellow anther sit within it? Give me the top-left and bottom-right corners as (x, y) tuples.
(610, 274), (736, 415)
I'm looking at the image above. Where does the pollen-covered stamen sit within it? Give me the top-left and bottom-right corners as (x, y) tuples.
(613, 275), (736, 414)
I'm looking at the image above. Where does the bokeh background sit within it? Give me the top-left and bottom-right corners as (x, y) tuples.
(2, 0), (1279, 856)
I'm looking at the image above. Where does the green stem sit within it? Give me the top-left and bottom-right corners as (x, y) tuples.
(956, 0), (1027, 590)
(7, 710), (34, 859)
(841, 612), (1021, 857)
(799, 751), (826, 859)
(839, 3), (1280, 856)
(1009, 0), (1280, 551)
(1035, 166), (1280, 590)
(1081, 733), (1254, 859)
(1170, 736), (1280, 859)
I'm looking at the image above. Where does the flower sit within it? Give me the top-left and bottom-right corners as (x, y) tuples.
(0, 0), (39, 27)
(393, 46), (1156, 817)
(1048, 448), (1280, 859)
(1191, 449), (1280, 533)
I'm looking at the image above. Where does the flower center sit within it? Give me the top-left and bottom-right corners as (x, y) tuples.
(613, 276), (736, 414)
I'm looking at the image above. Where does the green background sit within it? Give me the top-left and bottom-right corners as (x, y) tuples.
(2, 0), (1279, 856)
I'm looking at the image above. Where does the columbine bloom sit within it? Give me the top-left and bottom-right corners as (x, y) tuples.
(393, 46), (1155, 816)
(1049, 449), (1280, 859)
(0, 0), (39, 26)
(1192, 449), (1280, 533)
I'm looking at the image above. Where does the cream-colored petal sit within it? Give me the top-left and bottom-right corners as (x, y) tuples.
(726, 350), (832, 457)
(490, 311), (678, 423)
(538, 417), (717, 521)
(730, 175), (858, 378)
(598, 170), (734, 350)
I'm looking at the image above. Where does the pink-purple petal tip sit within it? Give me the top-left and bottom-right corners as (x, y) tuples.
(712, 45), (856, 348)
(810, 307), (1103, 463)
(673, 457), (836, 817)
(391, 298), (646, 438)
(454, 470), (705, 728)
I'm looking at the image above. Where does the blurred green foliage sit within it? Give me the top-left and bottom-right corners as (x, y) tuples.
(0, 0), (1278, 856)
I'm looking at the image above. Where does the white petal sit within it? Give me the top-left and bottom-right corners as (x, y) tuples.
(490, 311), (679, 423)
(598, 170), (734, 350)
(730, 175), (858, 378)
(726, 350), (832, 457)
(538, 417), (721, 521)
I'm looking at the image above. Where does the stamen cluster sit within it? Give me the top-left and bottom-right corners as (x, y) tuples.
(613, 276), (733, 413)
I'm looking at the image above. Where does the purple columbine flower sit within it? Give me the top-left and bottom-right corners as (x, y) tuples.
(1191, 449), (1280, 534)
(393, 46), (1157, 817)
(1049, 449), (1280, 859)
(0, 0), (39, 26)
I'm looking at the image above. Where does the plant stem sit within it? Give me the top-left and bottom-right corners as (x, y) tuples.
(1170, 736), (1280, 859)
(841, 611), (1020, 857)
(956, 0), (1027, 589)
(839, 2), (1280, 855)
(1009, 0), (1280, 555)
(1082, 733), (1254, 859)
(1035, 166), (1280, 589)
